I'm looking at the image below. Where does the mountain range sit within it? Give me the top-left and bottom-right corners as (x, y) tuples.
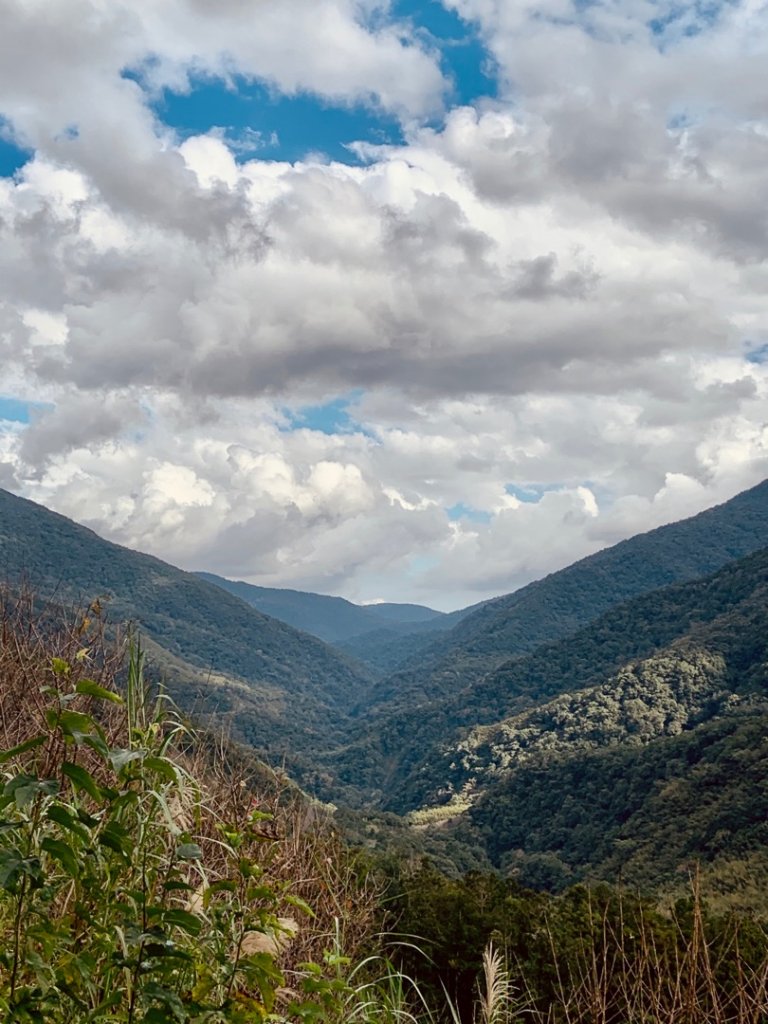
(0, 486), (372, 774)
(194, 571), (474, 673)
(2, 479), (768, 904)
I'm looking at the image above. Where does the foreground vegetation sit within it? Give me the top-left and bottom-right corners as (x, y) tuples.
(389, 866), (768, 1023)
(2, 592), (767, 1023)
(0, 594), (382, 1022)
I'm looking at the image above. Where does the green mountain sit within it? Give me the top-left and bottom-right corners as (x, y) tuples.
(0, 487), (373, 774)
(302, 479), (768, 808)
(363, 602), (446, 624)
(366, 478), (768, 713)
(195, 571), (478, 673)
(195, 571), (445, 643)
(390, 543), (768, 897)
(5, 479), (768, 903)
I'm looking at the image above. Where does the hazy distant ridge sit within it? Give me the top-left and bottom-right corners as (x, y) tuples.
(195, 571), (445, 642)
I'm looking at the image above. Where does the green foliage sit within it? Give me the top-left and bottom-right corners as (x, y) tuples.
(0, 646), (297, 1022)
(327, 478), (768, 802)
(445, 704), (768, 903)
(315, 541), (768, 821)
(320, 544), (768, 901)
(0, 486), (373, 785)
(0, 599), (457, 1024)
(388, 866), (768, 1024)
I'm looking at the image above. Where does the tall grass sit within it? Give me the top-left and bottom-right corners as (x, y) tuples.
(0, 590), (391, 1022)
(436, 886), (768, 1024)
(2, 589), (766, 1023)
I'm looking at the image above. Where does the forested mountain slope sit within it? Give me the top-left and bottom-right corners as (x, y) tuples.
(367, 478), (768, 712)
(195, 571), (446, 643)
(0, 487), (373, 770)
(306, 539), (768, 806)
(197, 571), (480, 674)
(396, 545), (768, 895)
(463, 706), (768, 902)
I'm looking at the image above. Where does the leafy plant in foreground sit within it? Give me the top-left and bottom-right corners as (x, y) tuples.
(0, 642), (298, 1022)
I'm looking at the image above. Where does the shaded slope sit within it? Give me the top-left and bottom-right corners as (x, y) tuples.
(0, 487), (373, 770)
(195, 571), (446, 643)
(196, 571), (479, 673)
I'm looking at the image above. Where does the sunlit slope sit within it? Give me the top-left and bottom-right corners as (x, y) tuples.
(398, 545), (768, 896)
(314, 489), (768, 808)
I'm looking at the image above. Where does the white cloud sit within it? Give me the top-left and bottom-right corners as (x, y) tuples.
(1, 0), (768, 608)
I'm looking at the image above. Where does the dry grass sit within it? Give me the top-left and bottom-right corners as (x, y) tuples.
(518, 880), (768, 1024)
(0, 587), (380, 975)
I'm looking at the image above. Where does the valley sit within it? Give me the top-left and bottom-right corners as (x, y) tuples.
(1, 480), (768, 908)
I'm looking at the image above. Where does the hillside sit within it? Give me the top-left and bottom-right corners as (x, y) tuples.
(366, 477), (768, 712)
(365, 543), (768, 807)
(391, 544), (768, 895)
(4, 600), (768, 1024)
(464, 706), (768, 903)
(196, 571), (479, 673)
(5, 481), (768, 904)
(300, 543), (768, 809)
(195, 571), (446, 643)
(0, 487), (373, 772)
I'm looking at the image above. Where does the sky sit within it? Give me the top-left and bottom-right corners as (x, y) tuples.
(1, 0), (767, 611)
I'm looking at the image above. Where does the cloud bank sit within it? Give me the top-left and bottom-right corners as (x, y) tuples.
(1, 0), (767, 608)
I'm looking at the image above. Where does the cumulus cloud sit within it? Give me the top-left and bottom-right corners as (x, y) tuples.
(1, 0), (767, 608)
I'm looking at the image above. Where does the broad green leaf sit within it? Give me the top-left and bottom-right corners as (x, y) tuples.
(41, 837), (80, 877)
(108, 747), (146, 773)
(82, 733), (110, 760)
(144, 755), (178, 782)
(62, 762), (103, 802)
(0, 734), (46, 764)
(0, 848), (23, 892)
(59, 709), (96, 744)
(99, 820), (132, 860)
(46, 803), (91, 842)
(163, 879), (194, 892)
(76, 807), (99, 828)
(0, 849), (43, 892)
(4, 773), (59, 809)
(75, 678), (123, 704)
(162, 908), (203, 936)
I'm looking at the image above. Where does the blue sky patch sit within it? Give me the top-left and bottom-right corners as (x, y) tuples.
(393, 0), (497, 107)
(0, 122), (31, 178)
(281, 391), (373, 436)
(505, 483), (562, 503)
(145, 74), (406, 165)
(126, 3), (496, 166)
(446, 502), (492, 523)
(745, 341), (768, 365)
(0, 397), (51, 424)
